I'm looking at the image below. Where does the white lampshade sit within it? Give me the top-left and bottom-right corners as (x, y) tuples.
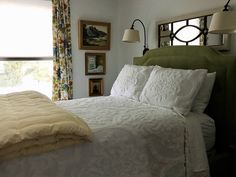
(209, 11), (236, 33)
(122, 29), (140, 43)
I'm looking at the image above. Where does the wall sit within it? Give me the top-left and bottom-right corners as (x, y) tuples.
(70, 0), (119, 98)
(117, 0), (236, 71)
(70, 0), (236, 98)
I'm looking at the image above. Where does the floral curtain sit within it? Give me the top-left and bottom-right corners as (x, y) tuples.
(52, 0), (73, 101)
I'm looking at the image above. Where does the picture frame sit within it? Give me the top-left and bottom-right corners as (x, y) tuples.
(85, 53), (106, 75)
(79, 20), (111, 50)
(89, 78), (104, 96)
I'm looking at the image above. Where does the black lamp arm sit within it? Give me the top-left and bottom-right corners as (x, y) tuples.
(223, 0), (231, 11)
(131, 19), (149, 54)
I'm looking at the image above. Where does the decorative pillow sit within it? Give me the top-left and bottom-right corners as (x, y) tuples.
(139, 67), (207, 115)
(110, 64), (154, 100)
(191, 72), (216, 113)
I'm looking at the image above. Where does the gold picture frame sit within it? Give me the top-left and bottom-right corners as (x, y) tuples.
(79, 20), (111, 50)
(89, 78), (104, 96)
(85, 53), (106, 75)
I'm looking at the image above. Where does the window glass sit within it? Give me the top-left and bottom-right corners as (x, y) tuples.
(0, 0), (53, 57)
(172, 19), (200, 45)
(0, 60), (53, 98)
(0, 1), (53, 98)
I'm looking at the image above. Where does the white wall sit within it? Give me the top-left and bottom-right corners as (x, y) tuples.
(70, 0), (236, 98)
(70, 0), (119, 98)
(117, 0), (236, 70)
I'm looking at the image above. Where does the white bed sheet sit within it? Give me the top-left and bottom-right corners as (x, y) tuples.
(195, 113), (215, 151)
(0, 96), (210, 177)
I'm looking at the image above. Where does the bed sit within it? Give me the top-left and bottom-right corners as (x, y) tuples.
(133, 46), (236, 151)
(0, 46), (235, 177)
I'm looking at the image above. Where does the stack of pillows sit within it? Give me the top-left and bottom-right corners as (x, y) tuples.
(111, 64), (216, 116)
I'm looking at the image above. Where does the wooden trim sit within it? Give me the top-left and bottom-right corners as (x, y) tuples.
(0, 57), (53, 61)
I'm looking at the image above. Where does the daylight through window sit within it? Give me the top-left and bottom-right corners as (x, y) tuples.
(0, 0), (53, 98)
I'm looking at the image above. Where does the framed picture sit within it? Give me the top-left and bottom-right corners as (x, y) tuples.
(85, 53), (106, 75)
(79, 20), (111, 50)
(89, 78), (104, 96)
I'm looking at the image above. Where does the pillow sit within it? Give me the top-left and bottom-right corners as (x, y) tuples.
(110, 64), (154, 100)
(191, 72), (216, 113)
(139, 67), (207, 115)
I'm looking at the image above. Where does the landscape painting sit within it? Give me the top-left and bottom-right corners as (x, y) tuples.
(79, 20), (111, 50)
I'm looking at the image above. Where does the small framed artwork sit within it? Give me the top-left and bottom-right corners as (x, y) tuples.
(79, 20), (111, 50)
(85, 53), (106, 75)
(89, 78), (104, 96)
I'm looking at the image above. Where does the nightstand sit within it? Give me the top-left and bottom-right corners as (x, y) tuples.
(228, 144), (236, 177)
(209, 145), (236, 177)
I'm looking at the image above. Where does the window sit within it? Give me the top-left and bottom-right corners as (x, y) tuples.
(157, 10), (230, 51)
(0, 0), (53, 98)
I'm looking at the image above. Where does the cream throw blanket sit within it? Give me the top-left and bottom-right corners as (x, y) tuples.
(0, 91), (91, 160)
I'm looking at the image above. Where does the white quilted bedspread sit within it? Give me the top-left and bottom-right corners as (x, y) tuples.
(0, 96), (209, 177)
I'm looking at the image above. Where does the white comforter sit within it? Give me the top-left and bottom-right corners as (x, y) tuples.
(0, 96), (209, 177)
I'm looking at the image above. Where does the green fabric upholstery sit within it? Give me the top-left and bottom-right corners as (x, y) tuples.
(133, 46), (236, 151)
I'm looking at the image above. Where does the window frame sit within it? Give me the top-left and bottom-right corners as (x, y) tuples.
(0, 57), (53, 61)
(157, 8), (230, 51)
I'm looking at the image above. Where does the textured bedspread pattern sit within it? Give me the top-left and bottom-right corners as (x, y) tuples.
(0, 91), (91, 160)
(56, 96), (209, 177)
(0, 95), (209, 177)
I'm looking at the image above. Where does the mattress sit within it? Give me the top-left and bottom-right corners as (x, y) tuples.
(0, 96), (210, 177)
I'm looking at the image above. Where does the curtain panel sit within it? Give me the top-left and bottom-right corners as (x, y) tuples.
(52, 0), (73, 101)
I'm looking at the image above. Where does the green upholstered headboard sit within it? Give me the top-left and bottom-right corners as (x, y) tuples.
(133, 46), (236, 151)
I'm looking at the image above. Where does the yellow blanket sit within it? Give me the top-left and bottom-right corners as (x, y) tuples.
(0, 91), (91, 160)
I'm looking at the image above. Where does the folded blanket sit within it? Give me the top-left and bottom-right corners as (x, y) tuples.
(0, 91), (91, 160)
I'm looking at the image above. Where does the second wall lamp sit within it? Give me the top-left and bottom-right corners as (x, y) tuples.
(209, 0), (236, 33)
(122, 19), (149, 55)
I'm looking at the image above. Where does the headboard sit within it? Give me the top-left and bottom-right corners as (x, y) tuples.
(133, 46), (236, 151)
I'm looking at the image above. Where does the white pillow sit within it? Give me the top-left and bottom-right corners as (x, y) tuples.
(139, 67), (207, 115)
(110, 64), (154, 100)
(191, 72), (216, 113)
